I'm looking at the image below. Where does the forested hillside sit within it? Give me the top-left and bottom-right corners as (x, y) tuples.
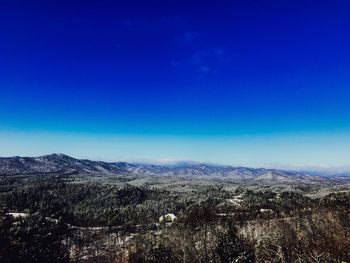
(1, 174), (349, 262)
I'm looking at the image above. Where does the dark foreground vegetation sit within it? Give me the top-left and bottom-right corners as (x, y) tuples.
(0, 175), (350, 262)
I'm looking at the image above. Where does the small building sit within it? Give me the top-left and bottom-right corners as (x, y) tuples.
(159, 213), (176, 223)
(259, 208), (273, 213)
(7, 212), (29, 218)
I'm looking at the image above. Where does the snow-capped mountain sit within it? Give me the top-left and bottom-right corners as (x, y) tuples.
(0, 154), (348, 184)
(0, 154), (127, 175)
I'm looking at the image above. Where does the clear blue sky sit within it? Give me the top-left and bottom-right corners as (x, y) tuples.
(1, 0), (350, 167)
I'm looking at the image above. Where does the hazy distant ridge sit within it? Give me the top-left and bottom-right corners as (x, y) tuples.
(0, 154), (348, 184)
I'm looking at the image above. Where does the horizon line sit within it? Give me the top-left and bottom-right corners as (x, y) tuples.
(1, 152), (350, 173)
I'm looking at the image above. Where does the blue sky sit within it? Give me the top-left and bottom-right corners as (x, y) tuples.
(1, 0), (350, 167)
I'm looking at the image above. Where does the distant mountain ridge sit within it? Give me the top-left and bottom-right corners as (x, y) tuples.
(0, 154), (348, 184)
(0, 154), (126, 175)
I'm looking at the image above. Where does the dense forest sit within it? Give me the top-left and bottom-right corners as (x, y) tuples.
(0, 175), (349, 262)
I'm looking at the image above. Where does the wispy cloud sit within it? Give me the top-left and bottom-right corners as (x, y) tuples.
(161, 16), (187, 27)
(175, 31), (199, 44)
(170, 47), (230, 77)
(190, 48), (230, 74)
(122, 18), (134, 28)
(199, 66), (211, 73)
(191, 48), (226, 64)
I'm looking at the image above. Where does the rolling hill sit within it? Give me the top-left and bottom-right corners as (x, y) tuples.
(0, 154), (347, 184)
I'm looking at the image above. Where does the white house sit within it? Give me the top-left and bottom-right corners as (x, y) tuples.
(159, 213), (176, 223)
(7, 212), (29, 218)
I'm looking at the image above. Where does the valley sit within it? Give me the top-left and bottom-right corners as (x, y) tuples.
(0, 154), (350, 262)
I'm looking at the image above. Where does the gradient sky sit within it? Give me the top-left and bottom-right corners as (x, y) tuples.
(1, 0), (350, 167)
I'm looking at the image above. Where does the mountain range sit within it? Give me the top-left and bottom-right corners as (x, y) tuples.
(0, 154), (348, 184)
